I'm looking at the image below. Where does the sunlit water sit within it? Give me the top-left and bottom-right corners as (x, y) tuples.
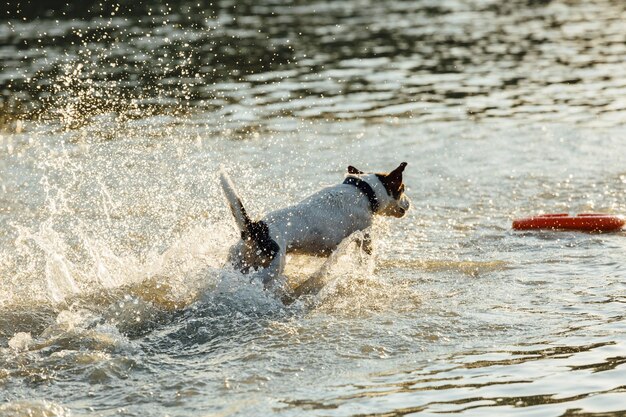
(1, 1), (626, 416)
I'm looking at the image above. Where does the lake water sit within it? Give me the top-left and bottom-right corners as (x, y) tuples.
(1, 1), (626, 416)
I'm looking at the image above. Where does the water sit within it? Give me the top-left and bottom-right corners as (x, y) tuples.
(1, 1), (626, 416)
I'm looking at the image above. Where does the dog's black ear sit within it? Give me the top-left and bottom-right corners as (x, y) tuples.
(379, 162), (407, 196)
(347, 165), (364, 175)
(390, 162), (407, 177)
(387, 162), (407, 187)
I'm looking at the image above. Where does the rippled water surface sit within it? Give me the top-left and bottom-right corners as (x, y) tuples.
(1, 1), (626, 416)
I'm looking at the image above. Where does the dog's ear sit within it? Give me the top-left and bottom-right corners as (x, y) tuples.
(387, 162), (407, 188)
(379, 162), (407, 196)
(347, 165), (364, 175)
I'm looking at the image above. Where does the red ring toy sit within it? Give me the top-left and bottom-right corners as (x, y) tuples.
(512, 213), (625, 232)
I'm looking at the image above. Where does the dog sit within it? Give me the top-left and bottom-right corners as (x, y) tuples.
(219, 162), (410, 300)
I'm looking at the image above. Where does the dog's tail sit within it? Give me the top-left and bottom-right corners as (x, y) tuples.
(220, 169), (280, 277)
(219, 168), (253, 233)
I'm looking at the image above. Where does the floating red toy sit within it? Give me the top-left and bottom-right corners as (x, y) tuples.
(512, 213), (625, 232)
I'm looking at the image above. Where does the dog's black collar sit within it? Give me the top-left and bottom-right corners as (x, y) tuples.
(343, 177), (380, 213)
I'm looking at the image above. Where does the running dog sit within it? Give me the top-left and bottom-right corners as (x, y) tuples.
(219, 163), (410, 298)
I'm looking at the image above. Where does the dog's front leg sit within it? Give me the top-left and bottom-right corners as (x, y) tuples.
(352, 231), (372, 255)
(360, 232), (373, 255)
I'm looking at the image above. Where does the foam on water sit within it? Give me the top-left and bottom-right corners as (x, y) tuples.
(0, 400), (69, 417)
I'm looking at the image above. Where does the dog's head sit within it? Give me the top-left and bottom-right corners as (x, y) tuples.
(346, 162), (411, 217)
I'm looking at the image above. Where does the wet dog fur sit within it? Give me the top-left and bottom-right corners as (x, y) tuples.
(219, 163), (410, 300)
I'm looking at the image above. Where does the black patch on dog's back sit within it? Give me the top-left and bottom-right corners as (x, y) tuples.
(240, 220), (280, 274)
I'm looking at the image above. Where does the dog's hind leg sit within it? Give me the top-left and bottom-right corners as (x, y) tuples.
(226, 224), (286, 294)
(247, 244), (287, 294)
(226, 240), (249, 272)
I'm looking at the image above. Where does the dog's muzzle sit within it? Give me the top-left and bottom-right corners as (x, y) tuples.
(394, 195), (411, 217)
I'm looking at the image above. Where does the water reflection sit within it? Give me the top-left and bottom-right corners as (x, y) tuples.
(2, 0), (626, 129)
(286, 338), (626, 415)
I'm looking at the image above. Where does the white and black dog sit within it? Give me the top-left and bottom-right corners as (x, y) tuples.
(219, 163), (410, 300)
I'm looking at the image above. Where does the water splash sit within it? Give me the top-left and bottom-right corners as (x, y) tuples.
(0, 400), (69, 417)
